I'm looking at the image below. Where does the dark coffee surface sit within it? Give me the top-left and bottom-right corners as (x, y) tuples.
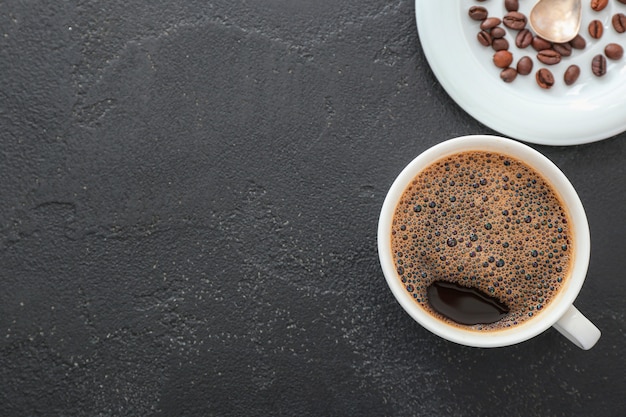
(427, 280), (509, 325)
(1, 1), (624, 416)
(391, 151), (572, 331)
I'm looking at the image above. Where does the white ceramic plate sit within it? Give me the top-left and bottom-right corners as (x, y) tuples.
(415, 1), (626, 145)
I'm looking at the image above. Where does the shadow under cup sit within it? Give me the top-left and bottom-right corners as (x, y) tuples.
(377, 135), (597, 349)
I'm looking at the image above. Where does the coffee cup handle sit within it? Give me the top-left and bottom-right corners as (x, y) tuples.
(552, 305), (601, 350)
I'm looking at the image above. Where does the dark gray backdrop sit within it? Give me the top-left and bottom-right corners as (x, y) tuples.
(1, 1), (624, 416)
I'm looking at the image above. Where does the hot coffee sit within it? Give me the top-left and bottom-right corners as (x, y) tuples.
(390, 151), (573, 331)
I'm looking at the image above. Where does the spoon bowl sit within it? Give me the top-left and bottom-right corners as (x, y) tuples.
(529, 0), (582, 43)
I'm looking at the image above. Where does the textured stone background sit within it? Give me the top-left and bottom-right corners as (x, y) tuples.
(1, 1), (624, 416)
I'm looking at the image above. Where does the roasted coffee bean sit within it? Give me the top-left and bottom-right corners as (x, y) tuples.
(532, 36), (552, 52)
(589, 20), (603, 39)
(612, 13), (626, 34)
(591, 0), (608, 11)
(516, 29), (533, 48)
(516, 56), (533, 75)
(493, 50), (513, 68)
(503, 12), (527, 30)
(505, 0), (519, 12)
(500, 67), (517, 83)
(618, 0), (626, 4)
(492, 38), (510, 51)
(477, 30), (492, 47)
(469, 6), (488, 21)
(605, 43), (624, 60)
(552, 42), (572, 57)
(536, 68), (554, 89)
(569, 35), (586, 50)
(481, 17), (502, 30)
(537, 49), (561, 65)
(564, 65), (580, 86)
(592, 54), (607, 76)
(491, 27), (506, 39)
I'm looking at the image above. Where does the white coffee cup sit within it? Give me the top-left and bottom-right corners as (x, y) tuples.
(378, 135), (601, 349)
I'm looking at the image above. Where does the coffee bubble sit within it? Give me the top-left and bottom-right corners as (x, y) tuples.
(391, 151), (573, 331)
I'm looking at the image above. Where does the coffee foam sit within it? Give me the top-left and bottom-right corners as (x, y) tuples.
(391, 151), (573, 331)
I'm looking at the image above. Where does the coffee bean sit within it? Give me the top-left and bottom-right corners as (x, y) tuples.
(618, 0), (626, 3)
(605, 43), (624, 60)
(591, 0), (608, 11)
(569, 35), (586, 50)
(492, 38), (510, 51)
(469, 6), (488, 21)
(532, 36), (552, 52)
(516, 56), (533, 75)
(477, 30), (492, 47)
(467, 4), (616, 91)
(503, 11), (527, 30)
(481, 17), (502, 30)
(537, 49), (561, 65)
(592, 54), (607, 77)
(493, 50), (513, 68)
(491, 27), (506, 39)
(516, 29), (533, 48)
(500, 67), (517, 83)
(536, 68), (554, 89)
(505, 0), (519, 12)
(612, 13), (626, 34)
(552, 43), (572, 57)
(589, 20), (603, 39)
(564, 65), (580, 86)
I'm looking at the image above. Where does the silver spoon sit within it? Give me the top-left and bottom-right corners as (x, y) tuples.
(529, 0), (582, 43)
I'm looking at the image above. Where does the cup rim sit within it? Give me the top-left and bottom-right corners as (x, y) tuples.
(377, 135), (591, 348)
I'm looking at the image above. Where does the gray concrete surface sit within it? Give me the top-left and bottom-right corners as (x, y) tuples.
(1, 1), (624, 416)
